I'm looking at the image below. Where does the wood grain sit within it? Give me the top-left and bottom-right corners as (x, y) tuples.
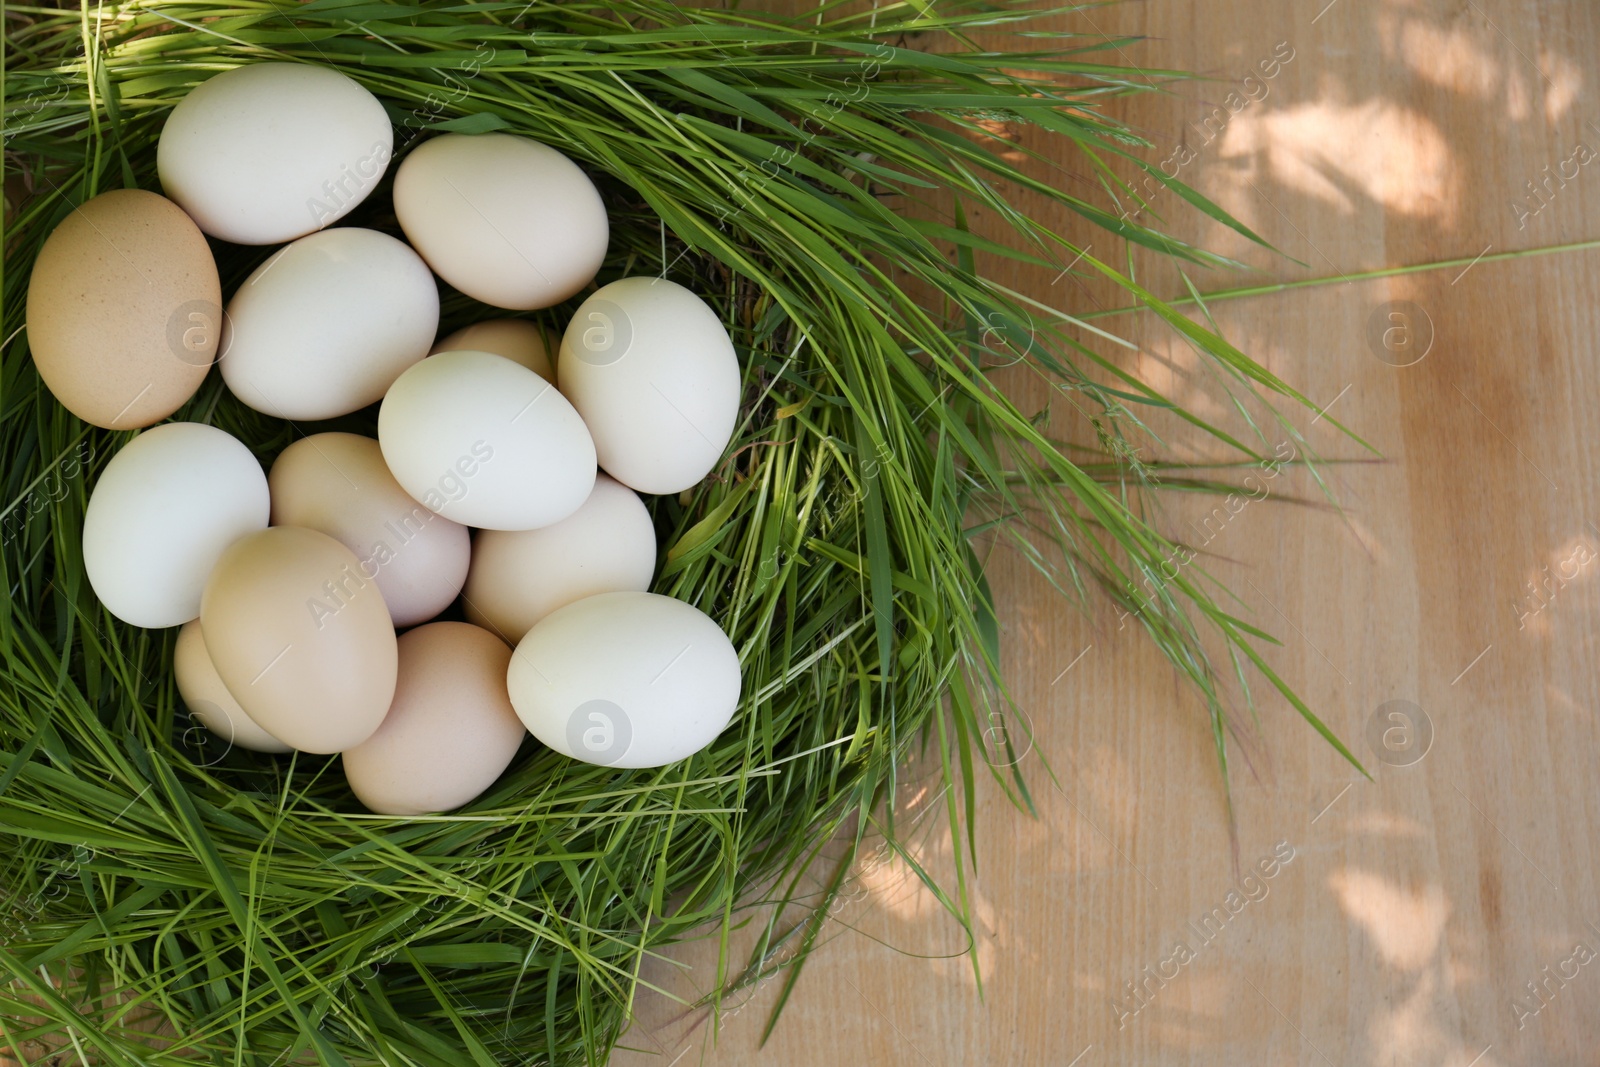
(614, 2), (1600, 1065)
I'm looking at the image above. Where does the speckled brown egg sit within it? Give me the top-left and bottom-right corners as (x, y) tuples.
(25, 188), (220, 429)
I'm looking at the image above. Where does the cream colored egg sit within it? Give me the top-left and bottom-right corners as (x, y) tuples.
(157, 63), (392, 245)
(342, 622), (526, 815)
(26, 189), (220, 429)
(378, 350), (596, 531)
(221, 228), (439, 420)
(557, 278), (740, 494)
(200, 527), (397, 754)
(83, 423), (270, 628)
(393, 133), (607, 310)
(507, 592), (740, 768)
(269, 433), (470, 628)
(464, 475), (655, 644)
(174, 621), (290, 753)
(431, 319), (553, 383)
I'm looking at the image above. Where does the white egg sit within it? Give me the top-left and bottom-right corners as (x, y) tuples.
(464, 474), (656, 644)
(342, 622), (526, 815)
(173, 621), (290, 754)
(221, 228), (439, 420)
(432, 319), (554, 383)
(83, 422), (270, 628)
(557, 278), (740, 494)
(506, 592), (740, 768)
(157, 63), (393, 245)
(378, 350), (596, 531)
(269, 433), (470, 628)
(393, 133), (608, 310)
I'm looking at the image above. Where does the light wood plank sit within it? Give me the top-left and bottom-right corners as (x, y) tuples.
(615, 2), (1600, 1064)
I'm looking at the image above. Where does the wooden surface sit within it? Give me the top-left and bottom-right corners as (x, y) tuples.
(615, 2), (1600, 1065)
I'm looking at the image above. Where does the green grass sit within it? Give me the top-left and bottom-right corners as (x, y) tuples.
(0, 1), (1360, 1062)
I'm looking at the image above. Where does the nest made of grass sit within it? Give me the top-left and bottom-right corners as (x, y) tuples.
(0, 2), (1356, 1063)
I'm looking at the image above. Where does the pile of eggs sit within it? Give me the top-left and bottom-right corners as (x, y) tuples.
(28, 63), (745, 815)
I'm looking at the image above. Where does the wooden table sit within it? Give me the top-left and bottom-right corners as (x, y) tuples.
(615, 2), (1600, 1064)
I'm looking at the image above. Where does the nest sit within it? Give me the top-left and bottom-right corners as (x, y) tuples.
(0, 2), (1343, 1062)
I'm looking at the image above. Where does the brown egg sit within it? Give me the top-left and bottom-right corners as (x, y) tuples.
(173, 621), (290, 753)
(200, 526), (397, 754)
(26, 189), (221, 429)
(341, 622), (525, 815)
(430, 319), (553, 382)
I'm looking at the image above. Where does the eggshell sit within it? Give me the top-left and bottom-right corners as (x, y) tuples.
(26, 189), (220, 429)
(269, 433), (470, 628)
(221, 228), (439, 420)
(464, 475), (655, 644)
(200, 527), (397, 754)
(393, 133), (607, 310)
(174, 621), (291, 753)
(557, 278), (740, 494)
(157, 63), (393, 244)
(342, 622), (525, 815)
(507, 592), (740, 768)
(83, 423), (270, 628)
(378, 350), (596, 531)
(431, 319), (554, 383)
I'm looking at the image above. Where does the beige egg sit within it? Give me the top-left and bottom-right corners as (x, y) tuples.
(173, 621), (290, 753)
(200, 527), (397, 754)
(463, 474), (656, 644)
(431, 319), (554, 383)
(219, 228), (439, 420)
(342, 622), (525, 815)
(26, 189), (220, 429)
(392, 133), (607, 310)
(269, 433), (470, 628)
